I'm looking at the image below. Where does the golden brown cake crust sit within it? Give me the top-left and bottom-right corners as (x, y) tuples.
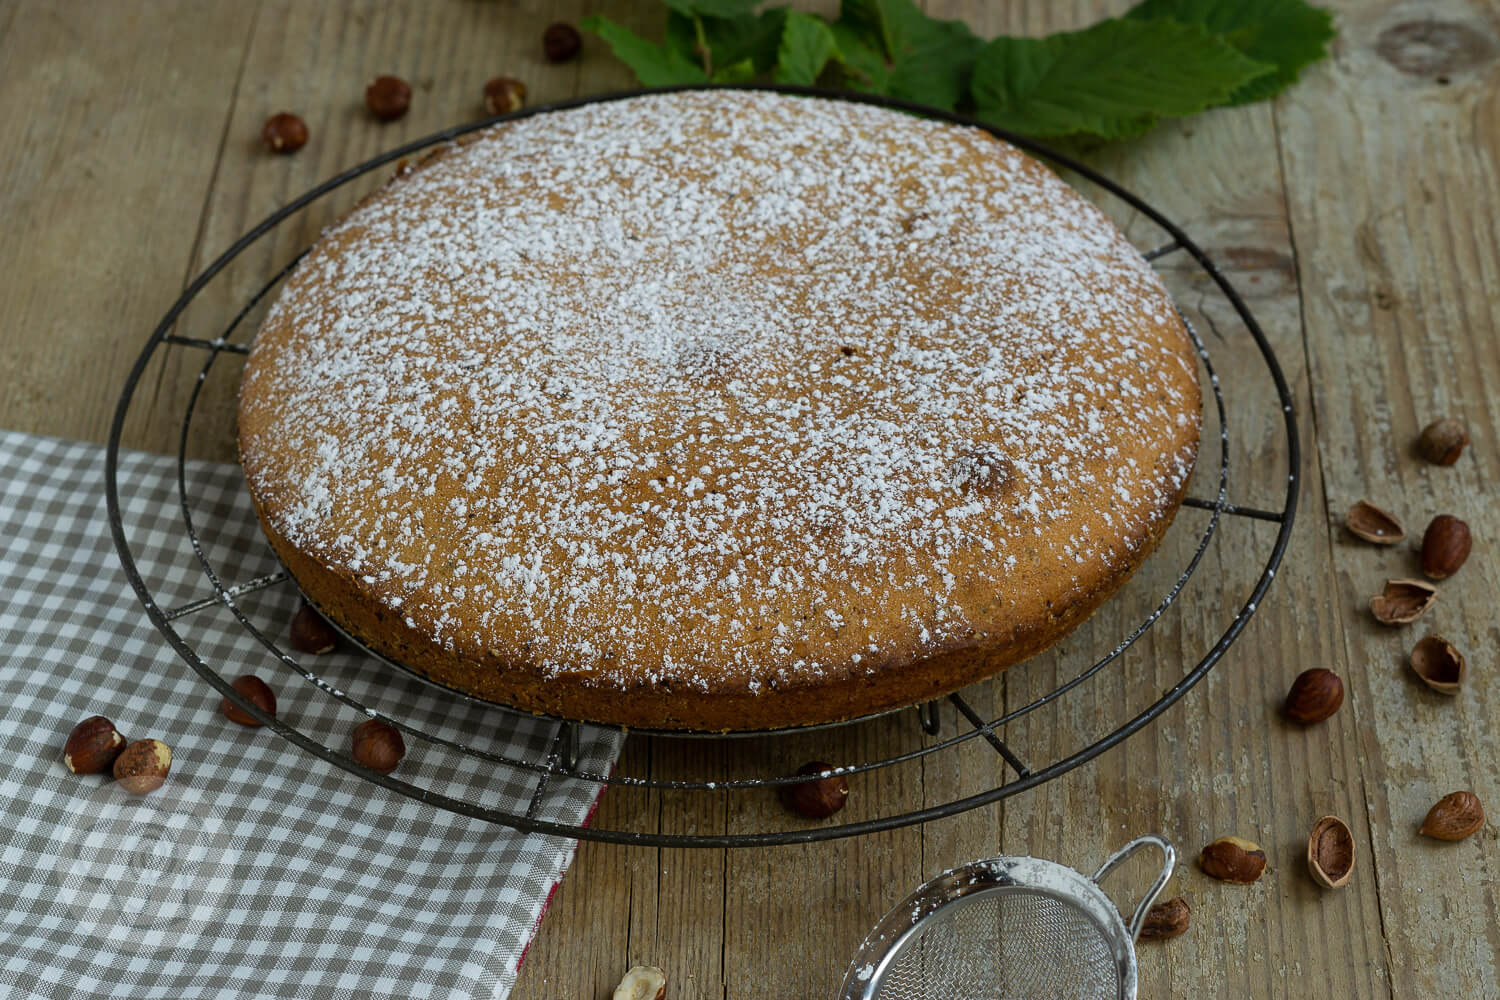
(238, 91), (1201, 731)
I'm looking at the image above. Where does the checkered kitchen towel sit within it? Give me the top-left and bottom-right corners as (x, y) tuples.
(0, 430), (624, 999)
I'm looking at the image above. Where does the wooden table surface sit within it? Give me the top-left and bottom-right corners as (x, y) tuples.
(5, 1), (1497, 997)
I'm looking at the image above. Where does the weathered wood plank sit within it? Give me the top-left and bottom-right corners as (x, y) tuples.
(0, 0), (257, 447)
(1277, 2), (1500, 996)
(929, 4), (1390, 999)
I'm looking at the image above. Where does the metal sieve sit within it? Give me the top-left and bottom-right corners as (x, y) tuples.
(839, 834), (1174, 1000)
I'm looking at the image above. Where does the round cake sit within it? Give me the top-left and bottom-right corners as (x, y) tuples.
(238, 90), (1201, 731)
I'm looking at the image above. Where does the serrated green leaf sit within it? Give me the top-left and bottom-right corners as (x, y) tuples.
(1126, 0), (1335, 104)
(661, 0), (762, 18)
(826, 23), (890, 93)
(580, 15), (709, 86)
(830, 0), (983, 109)
(665, 8), (787, 78)
(774, 10), (841, 85)
(971, 18), (1273, 139)
(713, 57), (757, 83)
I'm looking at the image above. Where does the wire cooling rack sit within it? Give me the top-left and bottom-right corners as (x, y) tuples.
(106, 85), (1299, 847)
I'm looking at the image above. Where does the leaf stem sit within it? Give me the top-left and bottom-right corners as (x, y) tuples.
(692, 13), (713, 78)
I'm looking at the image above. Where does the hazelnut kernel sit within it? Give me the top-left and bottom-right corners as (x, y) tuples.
(1417, 418), (1468, 466)
(543, 23), (583, 63)
(365, 75), (412, 121)
(221, 674), (277, 726)
(261, 112), (308, 154)
(483, 77), (527, 116)
(779, 760), (849, 819)
(1138, 896), (1190, 940)
(1420, 514), (1472, 580)
(290, 605), (338, 655)
(63, 715), (127, 774)
(352, 719), (405, 774)
(113, 738), (172, 795)
(1199, 835), (1266, 883)
(1283, 668), (1344, 725)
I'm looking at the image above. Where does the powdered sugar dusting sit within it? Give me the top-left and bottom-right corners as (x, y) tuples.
(240, 91), (1199, 695)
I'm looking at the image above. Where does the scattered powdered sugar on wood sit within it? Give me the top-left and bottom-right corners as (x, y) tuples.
(240, 90), (1199, 692)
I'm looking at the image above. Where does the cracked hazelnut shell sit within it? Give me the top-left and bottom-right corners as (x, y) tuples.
(1307, 816), (1355, 889)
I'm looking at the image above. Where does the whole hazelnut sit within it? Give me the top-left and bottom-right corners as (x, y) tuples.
(1199, 835), (1267, 883)
(543, 23), (583, 63)
(113, 739), (172, 795)
(352, 719), (405, 774)
(1420, 514), (1471, 579)
(63, 715), (127, 774)
(290, 605), (338, 655)
(1283, 668), (1344, 725)
(483, 76), (527, 116)
(365, 75), (412, 121)
(1417, 418), (1468, 466)
(1420, 791), (1485, 842)
(779, 760), (849, 819)
(221, 674), (277, 726)
(261, 112), (308, 154)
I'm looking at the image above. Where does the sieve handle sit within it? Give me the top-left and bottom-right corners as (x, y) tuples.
(1091, 833), (1176, 941)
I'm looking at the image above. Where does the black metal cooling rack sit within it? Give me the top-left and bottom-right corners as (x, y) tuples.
(106, 85), (1299, 848)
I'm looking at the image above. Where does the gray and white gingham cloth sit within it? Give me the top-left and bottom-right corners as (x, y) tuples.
(0, 430), (624, 999)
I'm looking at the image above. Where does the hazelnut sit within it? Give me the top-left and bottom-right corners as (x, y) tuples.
(113, 739), (172, 795)
(1369, 578), (1437, 625)
(1417, 417), (1468, 466)
(1307, 815), (1355, 889)
(543, 23), (583, 63)
(352, 719), (405, 774)
(62, 715), (127, 774)
(1419, 791), (1485, 842)
(483, 76), (527, 116)
(1344, 500), (1405, 545)
(779, 760), (850, 819)
(290, 605), (338, 654)
(1137, 896), (1190, 941)
(221, 674), (277, 726)
(365, 75), (412, 121)
(261, 112), (308, 154)
(612, 965), (667, 1000)
(1198, 836), (1266, 883)
(1420, 514), (1471, 579)
(1409, 634), (1466, 694)
(1283, 668), (1344, 725)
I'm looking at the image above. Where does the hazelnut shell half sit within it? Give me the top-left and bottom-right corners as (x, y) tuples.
(1409, 635), (1466, 695)
(1307, 815), (1355, 889)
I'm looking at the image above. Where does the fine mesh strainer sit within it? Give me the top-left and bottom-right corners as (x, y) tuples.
(839, 834), (1174, 1000)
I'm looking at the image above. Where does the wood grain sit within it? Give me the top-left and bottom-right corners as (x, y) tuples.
(3, 1), (1497, 998)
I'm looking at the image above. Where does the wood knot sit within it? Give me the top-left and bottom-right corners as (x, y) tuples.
(1375, 19), (1496, 78)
